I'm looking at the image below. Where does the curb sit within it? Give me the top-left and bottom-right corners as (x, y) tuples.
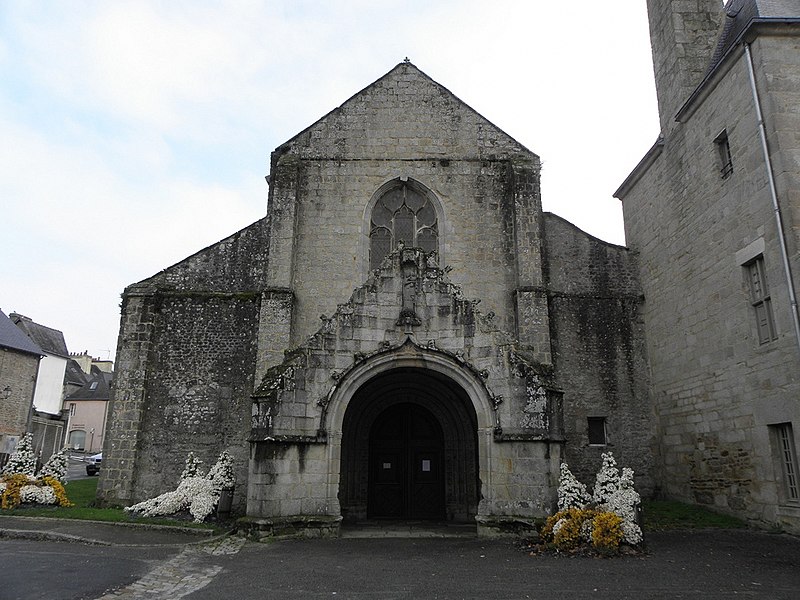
(0, 515), (234, 547)
(0, 528), (109, 546)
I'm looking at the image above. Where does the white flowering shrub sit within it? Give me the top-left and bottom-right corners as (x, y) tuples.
(1, 433), (37, 477)
(548, 452), (643, 550)
(557, 462), (591, 511)
(601, 467), (642, 545)
(206, 450), (235, 490)
(592, 452), (620, 504)
(39, 447), (69, 483)
(180, 453), (204, 481)
(125, 451), (236, 522)
(20, 484), (56, 505)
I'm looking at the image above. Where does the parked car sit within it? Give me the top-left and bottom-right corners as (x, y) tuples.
(86, 453), (102, 476)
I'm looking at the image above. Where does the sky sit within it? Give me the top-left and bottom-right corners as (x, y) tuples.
(0, 1), (661, 363)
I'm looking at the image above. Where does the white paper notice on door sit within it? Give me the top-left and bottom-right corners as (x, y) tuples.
(422, 460), (431, 472)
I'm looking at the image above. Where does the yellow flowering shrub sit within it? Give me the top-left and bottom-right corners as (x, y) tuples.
(1, 474), (73, 509)
(541, 509), (569, 541)
(1, 474), (31, 509)
(591, 511), (624, 551)
(541, 507), (600, 551)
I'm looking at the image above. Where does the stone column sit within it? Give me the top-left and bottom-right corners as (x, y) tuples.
(511, 160), (552, 365)
(97, 292), (156, 505)
(255, 288), (295, 383)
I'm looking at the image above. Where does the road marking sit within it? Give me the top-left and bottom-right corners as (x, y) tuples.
(95, 536), (246, 599)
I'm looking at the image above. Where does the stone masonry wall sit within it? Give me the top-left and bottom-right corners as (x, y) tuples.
(128, 294), (259, 511)
(0, 348), (38, 438)
(542, 214), (654, 493)
(98, 294), (157, 505)
(646, 0), (723, 133)
(620, 37), (800, 528)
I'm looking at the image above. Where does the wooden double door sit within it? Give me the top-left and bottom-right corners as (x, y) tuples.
(368, 403), (445, 519)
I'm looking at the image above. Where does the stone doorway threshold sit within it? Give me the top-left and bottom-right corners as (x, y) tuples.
(340, 520), (477, 539)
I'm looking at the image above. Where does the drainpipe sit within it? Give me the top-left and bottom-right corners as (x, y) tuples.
(744, 42), (800, 357)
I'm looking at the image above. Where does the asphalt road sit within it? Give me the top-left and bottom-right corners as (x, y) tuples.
(0, 540), (178, 600)
(66, 456), (95, 481)
(2, 529), (799, 600)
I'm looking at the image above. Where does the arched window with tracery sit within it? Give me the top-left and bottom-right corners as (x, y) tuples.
(369, 183), (439, 270)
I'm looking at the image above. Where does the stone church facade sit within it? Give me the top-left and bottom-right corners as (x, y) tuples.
(99, 0), (800, 536)
(98, 61), (651, 535)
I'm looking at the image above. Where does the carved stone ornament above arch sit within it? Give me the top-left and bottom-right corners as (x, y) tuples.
(322, 337), (498, 436)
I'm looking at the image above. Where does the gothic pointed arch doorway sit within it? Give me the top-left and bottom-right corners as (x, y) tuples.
(339, 367), (479, 522)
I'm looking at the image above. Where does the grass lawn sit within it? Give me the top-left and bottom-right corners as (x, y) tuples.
(642, 499), (748, 531)
(3, 478), (749, 533)
(0, 477), (219, 530)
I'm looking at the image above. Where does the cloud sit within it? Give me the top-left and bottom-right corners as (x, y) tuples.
(0, 0), (660, 357)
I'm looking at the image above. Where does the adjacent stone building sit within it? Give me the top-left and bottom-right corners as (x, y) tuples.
(99, 61), (652, 535)
(616, 0), (800, 532)
(0, 308), (42, 466)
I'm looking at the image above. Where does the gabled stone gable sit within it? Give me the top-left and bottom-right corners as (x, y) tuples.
(275, 62), (535, 163)
(251, 248), (562, 443)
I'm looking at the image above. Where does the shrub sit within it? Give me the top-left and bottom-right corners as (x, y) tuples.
(0, 440), (73, 509)
(591, 511), (624, 551)
(557, 462), (591, 511)
(1, 434), (37, 477)
(539, 452), (643, 555)
(40, 447), (69, 483)
(126, 450), (236, 522)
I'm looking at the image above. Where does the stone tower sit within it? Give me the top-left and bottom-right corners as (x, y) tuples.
(646, 0), (724, 132)
(618, 1), (800, 533)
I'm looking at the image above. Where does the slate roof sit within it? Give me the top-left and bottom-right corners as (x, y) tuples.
(64, 358), (89, 387)
(0, 309), (44, 357)
(66, 365), (112, 401)
(9, 313), (69, 357)
(709, 0), (800, 74)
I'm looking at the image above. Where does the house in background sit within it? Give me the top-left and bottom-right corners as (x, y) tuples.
(9, 312), (71, 462)
(64, 357), (113, 454)
(0, 309), (43, 467)
(70, 351), (113, 377)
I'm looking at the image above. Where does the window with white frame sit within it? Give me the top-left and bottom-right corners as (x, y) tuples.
(69, 429), (86, 451)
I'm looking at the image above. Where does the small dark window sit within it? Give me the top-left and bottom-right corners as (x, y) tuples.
(587, 417), (607, 446)
(745, 256), (777, 344)
(714, 130), (733, 179)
